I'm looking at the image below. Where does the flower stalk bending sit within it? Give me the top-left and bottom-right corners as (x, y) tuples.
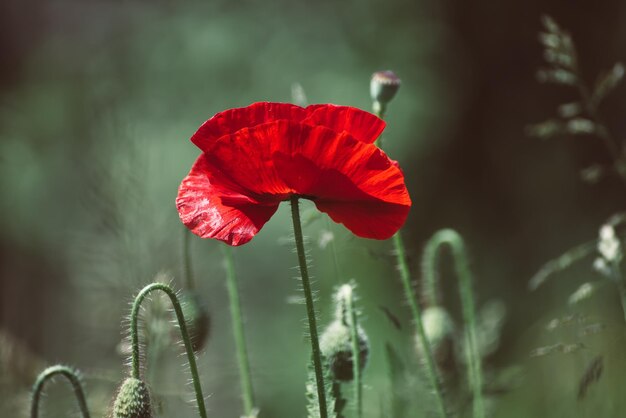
(290, 196), (328, 418)
(392, 232), (449, 418)
(30, 365), (91, 418)
(130, 283), (207, 418)
(422, 229), (484, 418)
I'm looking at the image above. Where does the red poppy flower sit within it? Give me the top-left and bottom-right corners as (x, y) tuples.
(176, 102), (411, 246)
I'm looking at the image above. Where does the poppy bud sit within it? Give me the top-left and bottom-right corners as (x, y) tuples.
(112, 377), (151, 418)
(179, 291), (211, 352)
(370, 70), (401, 114)
(415, 306), (456, 372)
(320, 319), (369, 382)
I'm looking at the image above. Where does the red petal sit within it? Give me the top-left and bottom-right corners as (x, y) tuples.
(304, 104), (386, 144)
(271, 121), (411, 239)
(203, 124), (293, 199)
(176, 154), (280, 246)
(191, 102), (307, 152)
(315, 200), (410, 240)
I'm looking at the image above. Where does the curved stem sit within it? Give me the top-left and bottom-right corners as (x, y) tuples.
(290, 196), (328, 418)
(31, 365), (91, 418)
(130, 283), (207, 418)
(422, 229), (485, 418)
(222, 245), (256, 415)
(393, 232), (449, 418)
(422, 237), (444, 307)
(344, 286), (363, 418)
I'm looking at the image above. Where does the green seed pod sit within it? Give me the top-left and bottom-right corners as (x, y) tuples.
(112, 377), (151, 418)
(320, 319), (369, 382)
(370, 70), (401, 114)
(180, 291), (211, 352)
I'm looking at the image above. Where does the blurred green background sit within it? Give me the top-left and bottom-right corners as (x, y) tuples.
(2, 0), (626, 417)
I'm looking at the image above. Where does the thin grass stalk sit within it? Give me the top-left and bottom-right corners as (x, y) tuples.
(222, 245), (256, 415)
(130, 283), (207, 418)
(30, 365), (91, 418)
(290, 196), (328, 418)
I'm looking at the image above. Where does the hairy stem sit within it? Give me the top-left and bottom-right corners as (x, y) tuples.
(394, 232), (449, 418)
(290, 196), (328, 418)
(30, 365), (90, 418)
(423, 229), (484, 418)
(345, 287), (363, 418)
(130, 283), (207, 418)
(222, 245), (256, 415)
(373, 103), (448, 418)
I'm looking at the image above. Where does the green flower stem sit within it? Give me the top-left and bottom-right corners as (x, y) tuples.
(30, 365), (90, 418)
(345, 286), (362, 418)
(422, 229), (485, 418)
(222, 245), (256, 415)
(373, 103), (448, 418)
(182, 227), (195, 290)
(393, 232), (448, 418)
(290, 196), (328, 418)
(130, 283), (207, 418)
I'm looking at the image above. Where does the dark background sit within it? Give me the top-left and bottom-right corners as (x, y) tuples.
(2, 0), (626, 416)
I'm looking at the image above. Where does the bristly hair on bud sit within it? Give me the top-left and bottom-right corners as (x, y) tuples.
(320, 320), (369, 382)
(112, 377), (151, 418)
(321, 284), (370, 382)
(370, 70), (401, 117)
(306, 355), (338, 418)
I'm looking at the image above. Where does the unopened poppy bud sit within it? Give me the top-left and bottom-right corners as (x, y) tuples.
(370, 70), (401, 114)
(320, 319), (369, 381)
(180, 291), (211, 352)
(415, 306), (456, 371)
(113, 377), (151, 418)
